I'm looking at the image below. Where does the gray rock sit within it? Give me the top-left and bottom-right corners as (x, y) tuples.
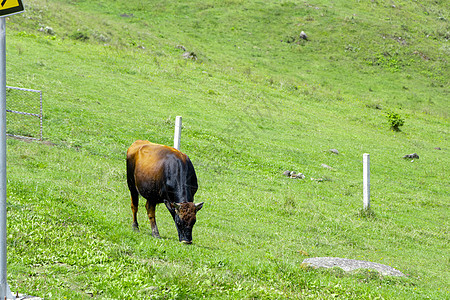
(403, 153), (419, 159)
(329, 149), (339, 154)
(294, 173), (306, 179)
(120, 13), (134, 18)
(321, 163), (333, 170)
(283, 170), (305, 179)
(39, 26), (55, 35)
(183, 51), (197, 60)
(176, 45), (186, 51)
(299, 31), (308, 40)
(302, 257), (405, 276)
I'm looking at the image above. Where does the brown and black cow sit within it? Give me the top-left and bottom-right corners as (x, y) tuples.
(126, 140), (203, 244)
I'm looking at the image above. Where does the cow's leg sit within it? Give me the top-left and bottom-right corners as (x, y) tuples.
(130, 191), (140, 231)
(145, 201), (161, 238)
(127, 159), (140, 231)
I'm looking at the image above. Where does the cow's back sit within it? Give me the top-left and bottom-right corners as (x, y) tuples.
(127, 140), (197, 204)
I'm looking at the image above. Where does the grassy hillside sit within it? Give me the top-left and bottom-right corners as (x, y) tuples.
(4, 0), (449, 299)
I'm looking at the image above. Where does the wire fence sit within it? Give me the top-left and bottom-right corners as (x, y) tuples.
(6, 86), (43, 141)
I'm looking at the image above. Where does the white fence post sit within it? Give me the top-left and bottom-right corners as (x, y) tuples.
(173, 116), (182, 150)
(363, 153), (370, 210)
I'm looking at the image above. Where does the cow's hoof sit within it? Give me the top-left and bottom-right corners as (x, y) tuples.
(132, 224), (140, 232)
(181, 240), (192, 245)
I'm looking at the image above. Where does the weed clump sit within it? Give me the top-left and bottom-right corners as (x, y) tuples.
(356, 208), (377, 220)
(70, 30), (90, 41)
(386, 111), (405, 131)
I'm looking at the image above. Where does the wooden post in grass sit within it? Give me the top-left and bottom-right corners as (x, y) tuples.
(173, 116), (182, 150)
(363, 153), (370, 210)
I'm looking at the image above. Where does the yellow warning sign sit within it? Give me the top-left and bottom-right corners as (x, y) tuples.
(2, 0), (20, 9)
(0, 0), (24, 17)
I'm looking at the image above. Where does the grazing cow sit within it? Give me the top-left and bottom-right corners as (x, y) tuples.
(126, 140), (203, 244)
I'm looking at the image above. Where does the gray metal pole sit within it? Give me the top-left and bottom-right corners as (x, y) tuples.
(0, 17), (13, 299)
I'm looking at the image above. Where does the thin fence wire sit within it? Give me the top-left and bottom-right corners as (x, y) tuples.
(6, 86), (43, 141)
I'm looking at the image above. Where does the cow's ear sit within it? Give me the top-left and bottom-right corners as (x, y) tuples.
(164, 200), (175, 213)
(174, 203), (182, 213)
(195, 202), (204, 212)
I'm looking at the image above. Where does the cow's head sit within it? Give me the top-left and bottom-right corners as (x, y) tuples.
(164, 200), (203, 244)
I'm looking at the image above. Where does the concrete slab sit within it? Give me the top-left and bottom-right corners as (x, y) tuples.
(11, 294), (42, 300)
(302, 257), (405, 276)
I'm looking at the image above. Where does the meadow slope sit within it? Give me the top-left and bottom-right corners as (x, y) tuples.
(4, 0), (449, 299)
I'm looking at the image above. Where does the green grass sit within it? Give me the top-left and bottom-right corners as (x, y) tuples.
(4, 0), (449, 298)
